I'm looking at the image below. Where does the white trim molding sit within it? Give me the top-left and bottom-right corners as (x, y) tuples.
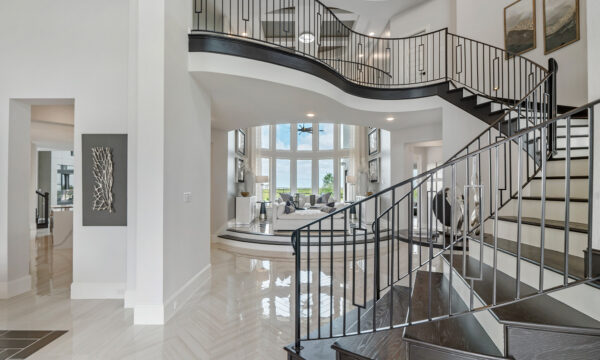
(70, 282), (126, 300)
(164, 263), (211, 322)
(0, 275), (32, 299)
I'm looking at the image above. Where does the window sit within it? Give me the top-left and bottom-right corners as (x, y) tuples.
(296, 160), (312, 195)
(260, 157), (270, 201)
(297, 123), (313, 151)
(319, 123), (334, 150)
(276, 159), (291, 195)
(319, 159), (334, 195)
(276, 124), (291, 150)
(260, 125), (270, 149)
(340, 125), (354, 149)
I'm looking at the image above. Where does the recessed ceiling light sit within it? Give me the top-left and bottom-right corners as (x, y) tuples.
(386, 116), (395, 121)
(369, 32), (375, 36)
(299, 32), (315, 43)
(386, 31), (391, 37)
(241, 32), (248, 36)
(306, 113), (315, 118)
(358, 54), (364, 58)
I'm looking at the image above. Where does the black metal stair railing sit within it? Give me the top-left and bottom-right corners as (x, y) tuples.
(290, 99), (599, 352)
(191, 0), (548, 101)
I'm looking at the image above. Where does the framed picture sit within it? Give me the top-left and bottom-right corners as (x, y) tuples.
(543, 0), (580, 54)
(368, 158), (379, 183)
(236, 157), (245, 183)
(368, 128), (380, 156)
(236, 129), (246, 156)
(504, 0), (536, 58)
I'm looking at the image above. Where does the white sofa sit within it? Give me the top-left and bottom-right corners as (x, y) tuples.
(272, 202), (348, 231)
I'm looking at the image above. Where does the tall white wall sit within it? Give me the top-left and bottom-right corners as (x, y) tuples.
(456, 0), (588, 106)
(389, 0), (457, 36)
(0, 0), (131, 299)
(589, 0), (600, 250)
(211, 129), (234, 234)
(162, 0), (212, 320)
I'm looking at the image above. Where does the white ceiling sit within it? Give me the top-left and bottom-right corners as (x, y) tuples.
(321, 0), (431, 36)
(194, 71), (442, 131)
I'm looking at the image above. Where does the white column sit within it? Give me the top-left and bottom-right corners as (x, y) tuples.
(589, 0), (600, 250)
(134, 0), (166, 324)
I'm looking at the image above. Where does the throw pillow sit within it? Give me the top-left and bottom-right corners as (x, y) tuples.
(316, 192), (332, 204)
(279, 193), (293, 203)
(320, 206), (335, 213)
(326, 202), (335, 207)
(284, 200), (296, 214)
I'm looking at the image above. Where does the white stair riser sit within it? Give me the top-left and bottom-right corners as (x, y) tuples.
(484, 220), (588, 257)
(527, 179), (588, 198)
(556, 118), (588, 126)
(468, 241), (600, 321)
(499, 200), (588, 224)
(553, 149), (589, 159)
(556, 127), (589, 137)
(442, 259), (505, 354)
(556, 137), (589, 148)
(545, 159), (588, 177)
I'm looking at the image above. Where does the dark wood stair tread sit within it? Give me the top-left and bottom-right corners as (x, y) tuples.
(497, 216), (588, 234)
(403, 271), (503, 357)
(444, 254), (600, 331)
(549, 156), (589, 161)
(481, 233), (585, 279)
(284, 338), (338, 360)
(331, 286), (410, 359)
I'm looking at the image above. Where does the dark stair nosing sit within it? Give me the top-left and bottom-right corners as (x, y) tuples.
(556, 124), (589, 128)
(443, 254), (600, 333)
(548, 156), (589, 161)
(512, 195), (588, 203)
(555, 146), (590, 151)
(497, 216), (588, 234)
(556, 134), (589, 138)
(403, 271), (504, 358)
(533, 175), (588, 180)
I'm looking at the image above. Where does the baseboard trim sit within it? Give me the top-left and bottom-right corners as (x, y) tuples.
(164, 263), (211, 322)
(124, 289), (136, 309)
(0, 275), (32, 299)
(70, 282), (126, 299)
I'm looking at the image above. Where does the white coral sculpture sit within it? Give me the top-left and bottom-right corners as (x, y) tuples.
(91, 147), (114, 213)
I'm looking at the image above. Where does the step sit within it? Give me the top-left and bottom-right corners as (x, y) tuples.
(481, 233), (586, 280)
(545, 157), (589, 177)
(484, 216), (588, 257)
(527, 177), (589, 198)
(557, 127), (589, 137)
(444, 254), (600, 331)
(332, 286), (410, 359)
(556, 136), (589, 148)
(556, 118), (589, 127)
(403, 271), (504, 358)
(499, 196), (589, 224)
(553, 148), (590, 159)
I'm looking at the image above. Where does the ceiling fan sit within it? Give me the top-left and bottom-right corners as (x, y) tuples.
(297, 124), (324, 134)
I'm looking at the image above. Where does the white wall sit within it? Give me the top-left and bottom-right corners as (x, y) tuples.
(456, 0), (588, 106)
(589, 0), (600, 250)
(162, 0), (212, 318)
(0, 101), (32, 298)
(0, 0), (131, 299)
(389, 0), (457, 36)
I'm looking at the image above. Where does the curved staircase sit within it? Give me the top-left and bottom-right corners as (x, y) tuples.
(188, 0), (600, 358)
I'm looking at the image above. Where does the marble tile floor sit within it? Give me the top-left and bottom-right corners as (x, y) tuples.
(0, 235), (444, 359)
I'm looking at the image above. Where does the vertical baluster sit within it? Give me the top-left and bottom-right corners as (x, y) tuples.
(540, 127), (547, 292)
(330, 216), (333, 337)
(493, 145), (499, 305)
(408, 184), (414, 324)
(428, 176), (433, 321)
(516, 136), (524, 299)
(307, 225), (310, 337)
(318, 220), (321, 337)
(588, 106), (595, 279)
(564, 117), (572, 285)
(343, 210), (347, 336)
(449, 164), (456, 315)
(294, 230), (301, 350)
